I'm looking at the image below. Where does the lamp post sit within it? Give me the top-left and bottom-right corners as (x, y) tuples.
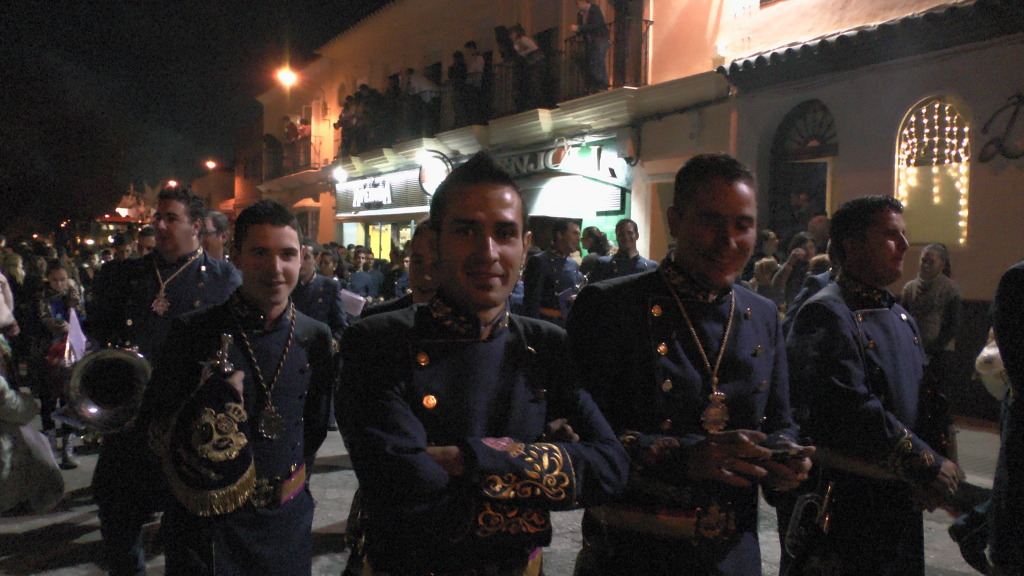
(276, 67), (329, 117)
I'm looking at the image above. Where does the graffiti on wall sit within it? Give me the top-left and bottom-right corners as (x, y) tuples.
(980, 93), (1024, 163)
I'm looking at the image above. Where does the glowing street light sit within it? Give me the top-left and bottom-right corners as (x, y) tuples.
(276, 66), (328, 116)
(277, 67), (299, 88)
(167, 180), (178, 188)
(205, 160), (218, 170)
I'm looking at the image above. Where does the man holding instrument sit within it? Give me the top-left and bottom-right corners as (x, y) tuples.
(85, 186), (240, 575)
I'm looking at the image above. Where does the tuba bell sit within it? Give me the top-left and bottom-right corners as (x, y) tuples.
(63, 348), (152, 433)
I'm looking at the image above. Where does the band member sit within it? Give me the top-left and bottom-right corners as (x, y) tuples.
(991, 258), (1024, 575)
(338, 152), (628, 575)
(85, 186), (240, 576)
(523, 218), (584, 325)
(587, 218), (658, 282)
(786, 195), (960, 575)
(568, 154), (812, 575)
(361, 220), (438, 317)
(292, 240), (348, 343)
(144, 199), (335, 575)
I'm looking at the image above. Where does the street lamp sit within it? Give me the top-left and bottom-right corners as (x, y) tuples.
(276, 67), (329, 117)
(205, 160), (218, 170)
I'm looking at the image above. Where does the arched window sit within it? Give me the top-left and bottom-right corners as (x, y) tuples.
(767, 99), (836, 248)
(896, 97), (970, 245)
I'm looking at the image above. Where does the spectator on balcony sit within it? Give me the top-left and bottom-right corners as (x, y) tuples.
(403, 67), (441, 138)
(449, 51), (470, 129)
(509, 24), (543, 112)
(573, 0), (610, 94)
(334, 96), (357, 157)
(283, 115), (299, 172)
(297, 118), (312, 168)
(464, 41), (487, 125)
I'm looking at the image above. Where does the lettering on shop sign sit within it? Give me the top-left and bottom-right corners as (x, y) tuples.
(980, 93), (1024, 163)
(501, 146), (602, 177)
(352, 179), (393, 208)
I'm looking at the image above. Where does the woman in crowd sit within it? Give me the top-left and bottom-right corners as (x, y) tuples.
(38, 260), (86, 469)
(579, 226), (612, 276)
(902, 243), (962, 391)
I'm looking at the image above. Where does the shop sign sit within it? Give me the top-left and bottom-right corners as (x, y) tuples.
(336, 168), (429, 216)
(498, 139), (631, 189)
(352, 179), (393, 208)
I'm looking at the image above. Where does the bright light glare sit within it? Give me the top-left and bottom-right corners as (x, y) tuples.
(332, 166), (349, 183)
(277, 68), (298, 88)
(167, 180), (178, 188)
(205, 160), (217, 170)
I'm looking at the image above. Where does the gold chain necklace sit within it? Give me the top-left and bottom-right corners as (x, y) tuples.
(236, 303), (296, 441)
(152, 248), (204, 316)
(662, 277), (736, 434)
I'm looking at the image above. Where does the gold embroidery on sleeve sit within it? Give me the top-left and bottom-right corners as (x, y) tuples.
(475, 502), (551, 537)
(482, 443), (572, 501)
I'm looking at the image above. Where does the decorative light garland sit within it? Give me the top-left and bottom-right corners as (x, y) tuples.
(896, 98), (971, 244)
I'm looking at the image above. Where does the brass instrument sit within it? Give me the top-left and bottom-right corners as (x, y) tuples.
(62, 348), (152, 433)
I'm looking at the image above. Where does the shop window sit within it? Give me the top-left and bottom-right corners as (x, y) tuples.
(896, 97), (970, 245)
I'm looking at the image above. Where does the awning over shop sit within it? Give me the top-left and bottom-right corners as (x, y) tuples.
(718, 0), (1024, 91)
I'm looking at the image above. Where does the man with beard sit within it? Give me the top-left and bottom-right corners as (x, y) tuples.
(339, 152), (628, 575)
(85, 186), (240, 576)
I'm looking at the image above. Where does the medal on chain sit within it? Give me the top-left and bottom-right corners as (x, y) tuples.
(663, 276), (737, 434)
(237, 303), (296, 441)
(151, 248), (203, 316)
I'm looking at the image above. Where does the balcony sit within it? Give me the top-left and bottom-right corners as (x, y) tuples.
(264, 19), (652, 181)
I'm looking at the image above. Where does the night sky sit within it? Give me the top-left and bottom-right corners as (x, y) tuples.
(0, 0), (390, 234)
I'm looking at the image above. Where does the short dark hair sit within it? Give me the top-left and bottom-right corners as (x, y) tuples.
(157, 187), (206, 223)
(138, 225), (156, 239)
(204, 210), (229, 234)
(233, 199), (301, 252)
(615, 218), (638, 235)
(320, 249), (339, 264)
(552, 218), (575, 237)
(352, 247), (370, 259)
(829, 195), (903, 265)
(464, 41), (477, 49)
(673, 153), (756, 209)
(429, 152), (528, 234)
(111, 233), (131, 248)
(788, 231), (815, 253)
(301, 239), (323, 258)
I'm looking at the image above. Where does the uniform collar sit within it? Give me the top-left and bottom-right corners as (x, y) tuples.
(659, 255), (732, 304)
(227, 289), (291, 333)
(154, 246), (202, 268)
(423, 290), (509, 341)
(837, 273), (896, 309)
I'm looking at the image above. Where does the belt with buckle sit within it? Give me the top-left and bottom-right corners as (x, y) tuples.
(588, 502), (736, 542)
(249, 462), (307, 509)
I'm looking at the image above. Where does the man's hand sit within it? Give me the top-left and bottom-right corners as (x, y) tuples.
(544, 418), (580, 443)
(761, 442), (816, 492)
(426, 445), (464, 477)
(785, 247), (808, 267)
(687, 430), (771, 487)
(915, 457), (961, 511)
(225, 370), (245, 399)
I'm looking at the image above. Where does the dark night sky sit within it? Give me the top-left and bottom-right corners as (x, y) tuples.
(0, 0), (389, 234)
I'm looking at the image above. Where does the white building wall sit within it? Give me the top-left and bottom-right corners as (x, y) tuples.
(730, 37), (1024, 301)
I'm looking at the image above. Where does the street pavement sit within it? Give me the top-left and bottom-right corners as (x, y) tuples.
(0, 416), (998, 576)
